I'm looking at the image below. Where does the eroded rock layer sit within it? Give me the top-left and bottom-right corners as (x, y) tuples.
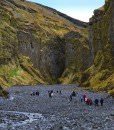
(0, 0), (89, 88)
(80, 0), (114, 96)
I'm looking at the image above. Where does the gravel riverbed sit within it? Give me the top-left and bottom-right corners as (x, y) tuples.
(0, 85), (114, 130)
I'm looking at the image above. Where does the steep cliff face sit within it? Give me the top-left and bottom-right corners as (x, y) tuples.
(0, 0), (113, 96)
(0, 0), (90, 88)
(81, 0), (114, 95)
(60, 30), (91, 84)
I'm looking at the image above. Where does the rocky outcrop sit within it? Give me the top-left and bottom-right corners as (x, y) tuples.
(81, 0), (114, 93)
(59, 31), (91, 84)
(0, 85), (8, 97)
(0, 0), (89, 87)
(18, 31), (66, 81)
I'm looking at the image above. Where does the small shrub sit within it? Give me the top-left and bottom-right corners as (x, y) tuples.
(108, 89), (114, 97)
(81, 72), (90, 83)
(0, 87), (9, 98)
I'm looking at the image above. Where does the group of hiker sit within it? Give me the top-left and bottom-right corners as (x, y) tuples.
(69, 92), (104, 106)
(82, 94), (104, 106)
(31, 90), (62, 98)
(31, 91), (40, 96)
(48, 90), (62, 98)
(31, 90), (104, 107)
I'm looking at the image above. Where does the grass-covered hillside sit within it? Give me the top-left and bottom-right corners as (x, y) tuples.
(80, 0), (114, 96)
(0, 0), (89, 90)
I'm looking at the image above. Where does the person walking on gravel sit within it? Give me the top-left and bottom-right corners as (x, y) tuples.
(69, 95), (72, 101)
(88, 98), (93, 106)
(48, 91), (52, 98)
(94, 99), (99, 106)
(48, 90), (54, 98)
(36, 91), (39, 96)
(83, 94), (86, 102)
(100, 98), (104, 106)
(59, 90), (62, 95)
(71, 91), (76, 97)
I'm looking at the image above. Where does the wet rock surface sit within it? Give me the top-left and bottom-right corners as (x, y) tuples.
(0, 85), (114, 130)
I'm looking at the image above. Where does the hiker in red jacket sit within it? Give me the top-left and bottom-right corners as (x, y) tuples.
(87, 98), (93, 105)
(85, 97), (93, 106)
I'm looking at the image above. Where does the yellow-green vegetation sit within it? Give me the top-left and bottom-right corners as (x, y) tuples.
(0, 56), (47, 88)
(60, 0), (114, 96)
(0, 0), (87, 94)
(108, 89), (114, 97)
(0, 86), (9, 98)
(0, 88), (8, 98)
(80, 0), (114, 95)
(0, 0), (113, 97)
(60, 67), (81, 85)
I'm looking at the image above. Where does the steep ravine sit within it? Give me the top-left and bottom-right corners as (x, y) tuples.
(0, 0), (90, 90)
(0, 0), (114, 96)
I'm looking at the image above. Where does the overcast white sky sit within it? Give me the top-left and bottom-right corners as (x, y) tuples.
(28, 0), (105, 22)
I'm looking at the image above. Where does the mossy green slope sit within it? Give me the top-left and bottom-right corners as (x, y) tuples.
(60, 0), (114, 97)
(0, 0), (88, 91)
(80, 0), (114, 96)
(0, 0), (113, 97)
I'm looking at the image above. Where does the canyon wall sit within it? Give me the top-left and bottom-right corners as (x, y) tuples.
(81, 0), (114, 95)
(0, 0), (113, 96)
(0, 0), (90, 87)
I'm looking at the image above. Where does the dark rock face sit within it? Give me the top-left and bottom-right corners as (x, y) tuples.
(110, 0), (114, 63)
(39, 38), (65, 79)
(0, 86), (9, 97)
(18, 30), (65, 80)
(0, 0), (90, 86)
(89, 0), (114, 67)
(64, 31), (91, 71)
(81, 0), (114, 92)
(17, 30), (42, 69)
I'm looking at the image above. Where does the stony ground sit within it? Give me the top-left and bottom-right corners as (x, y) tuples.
(0, 85), (114, 130)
